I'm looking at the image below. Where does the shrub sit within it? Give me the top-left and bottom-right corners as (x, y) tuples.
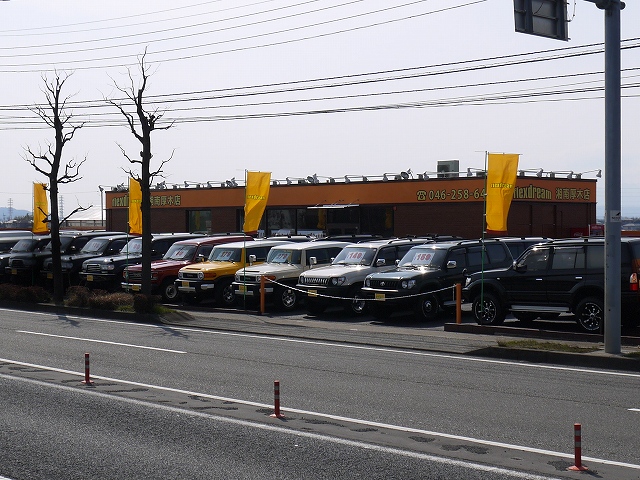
(14, 286), (51, 304)
(133, 293), (160, 314)
(0, 284), (22, 301)
(88, 292), (134, 311)
(65, 286), (91, 308)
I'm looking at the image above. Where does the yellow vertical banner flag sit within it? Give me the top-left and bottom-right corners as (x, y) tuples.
(485, 153), (519, 234)
(32, 182), (49, 234)
(128, 177), (143, 235)
(243, 171), (271, 234)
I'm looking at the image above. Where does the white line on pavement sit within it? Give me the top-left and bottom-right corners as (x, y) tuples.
(16, 330), (186, 353)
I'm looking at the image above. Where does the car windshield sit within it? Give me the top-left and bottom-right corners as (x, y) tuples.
(266, 248), (301, 264)
(209, 246), (242, 262)
(43, 236), (75, 252)
(331, 246), (376, 266)
(80, 238), (110, 254)
(120, 238), (143, 255)
(398, 247), (447, 268)
(164, 244), (197, 260)
(11, 239), (40, 252)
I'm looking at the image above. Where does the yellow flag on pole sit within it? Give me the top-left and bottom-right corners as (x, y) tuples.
(243, 171), (271, 234)
(128, 178), (143, 235)
(485, 153), (519, 234)
(32, 182), (49, 234)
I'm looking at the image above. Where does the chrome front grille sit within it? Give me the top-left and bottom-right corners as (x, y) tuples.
(369, 279), (400, 289)
(127, 272), (143, 282)
(85, 264), (102, 273)
(181, 272), (200, 280)
(301, 277), (328, 286)
(236, 274), (258, 283)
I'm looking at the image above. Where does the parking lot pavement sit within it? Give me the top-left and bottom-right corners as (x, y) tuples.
(161, 305), (640, 372)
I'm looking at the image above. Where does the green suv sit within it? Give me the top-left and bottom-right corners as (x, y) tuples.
(463, 237), (640, 332)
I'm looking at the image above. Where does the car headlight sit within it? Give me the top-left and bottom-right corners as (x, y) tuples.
(101, 264), (115, 272)
(401, 280), (416, 289)
(365, 277), (371, 287)
(197, 271), (204, 280)
(61, 262), (73, 270)
(465, 277), (471, 287)
(178, 271), (183, 279)
(331, 276), (346, 286)
(150, 272), (158, 281)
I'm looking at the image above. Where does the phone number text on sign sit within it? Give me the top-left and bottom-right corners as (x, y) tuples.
(416, 188), (486, 202)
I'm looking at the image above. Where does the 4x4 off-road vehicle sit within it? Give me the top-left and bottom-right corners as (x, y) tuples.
(79, 233), (201, 291)
(233, 240), (347, 311)
(122, 234), (252, 302)
(7, 231), (123, 285)
(362, 239), (513, 320)
(462, 237), (640, 332)
(296, 237), (436, 315)
(41, 233), (131, 286)
(176, 239), (292, 306)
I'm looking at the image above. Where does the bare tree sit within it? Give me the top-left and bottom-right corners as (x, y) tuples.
(24, 72), (87, 303)
(109, 51), (173, 296)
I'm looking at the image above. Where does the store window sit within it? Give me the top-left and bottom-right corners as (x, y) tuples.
(188, 210), (211, 233)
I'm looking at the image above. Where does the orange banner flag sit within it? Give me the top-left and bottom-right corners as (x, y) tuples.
(128, 178), (143, 235)
(32, 182), (49, 234)
(486, 153), (519, 234)
(243, 171), (271, 234)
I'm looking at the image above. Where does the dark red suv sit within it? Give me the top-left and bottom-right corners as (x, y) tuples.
(122, 234), (252, 302)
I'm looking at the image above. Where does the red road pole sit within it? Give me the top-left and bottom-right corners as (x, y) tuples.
(82, 353), (94, 385)
(270, 380), (285, 418)
(260, 275), (266, 315)
(568, 423), (588, 471)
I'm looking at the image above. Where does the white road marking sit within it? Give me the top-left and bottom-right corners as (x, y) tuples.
(0, 371), (562, 480)
(629, 408), (640, 412)
(16, 330), (186, 354)
(0, 356), (638, 471)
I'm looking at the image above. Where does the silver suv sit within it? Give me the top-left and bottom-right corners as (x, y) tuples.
(296, 237), (435, 315)
(233, 240), (347, 311)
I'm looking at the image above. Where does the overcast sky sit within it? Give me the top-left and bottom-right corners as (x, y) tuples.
(0, 0), (637, 218)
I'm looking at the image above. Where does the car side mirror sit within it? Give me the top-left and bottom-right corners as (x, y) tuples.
(376, 258), (386, 267)
(395, 259), (400, 266)
(249, 254), (257, 265)
(515, 261), (527, 272)
(196, 254), (206, 263)
(446, 260), (457, 269)
(309, 256), (317, 267)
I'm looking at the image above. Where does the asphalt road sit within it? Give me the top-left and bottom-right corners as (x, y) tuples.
(0, 306), (639, 479)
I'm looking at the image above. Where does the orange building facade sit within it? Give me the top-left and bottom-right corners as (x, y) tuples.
(104, 176), (597, 239)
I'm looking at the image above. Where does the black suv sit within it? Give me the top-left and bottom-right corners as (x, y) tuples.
(41, 233), (132, 286)
(462, 237), (640, 332)
(6, 231), (123, 285)
(79, 233), (202, 291)
(362, 239), (513, 320)
(496, 237), (552, 260)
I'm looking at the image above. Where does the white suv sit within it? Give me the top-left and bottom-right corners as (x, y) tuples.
(233, 240), (347, 311)
(296, 238), (434, 315)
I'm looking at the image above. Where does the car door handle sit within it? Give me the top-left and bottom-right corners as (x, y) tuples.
(536, 278), (543, 281)
(575, 276), (582, 280)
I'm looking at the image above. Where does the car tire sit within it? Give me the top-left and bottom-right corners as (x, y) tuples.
(575, 297), (603, 333)
(274, 286), (298, 311)
(160, 278), (179, 302)
(345, 288), (367, 315)
(216, 279), (236, 307)
(472, 292), (505, 325)
(413, 293), (439, 321)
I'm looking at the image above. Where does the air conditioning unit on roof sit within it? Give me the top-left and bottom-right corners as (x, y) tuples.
(437, 160), (459, 178)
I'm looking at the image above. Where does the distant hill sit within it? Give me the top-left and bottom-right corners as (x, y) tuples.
(0, 207), (29, 221)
